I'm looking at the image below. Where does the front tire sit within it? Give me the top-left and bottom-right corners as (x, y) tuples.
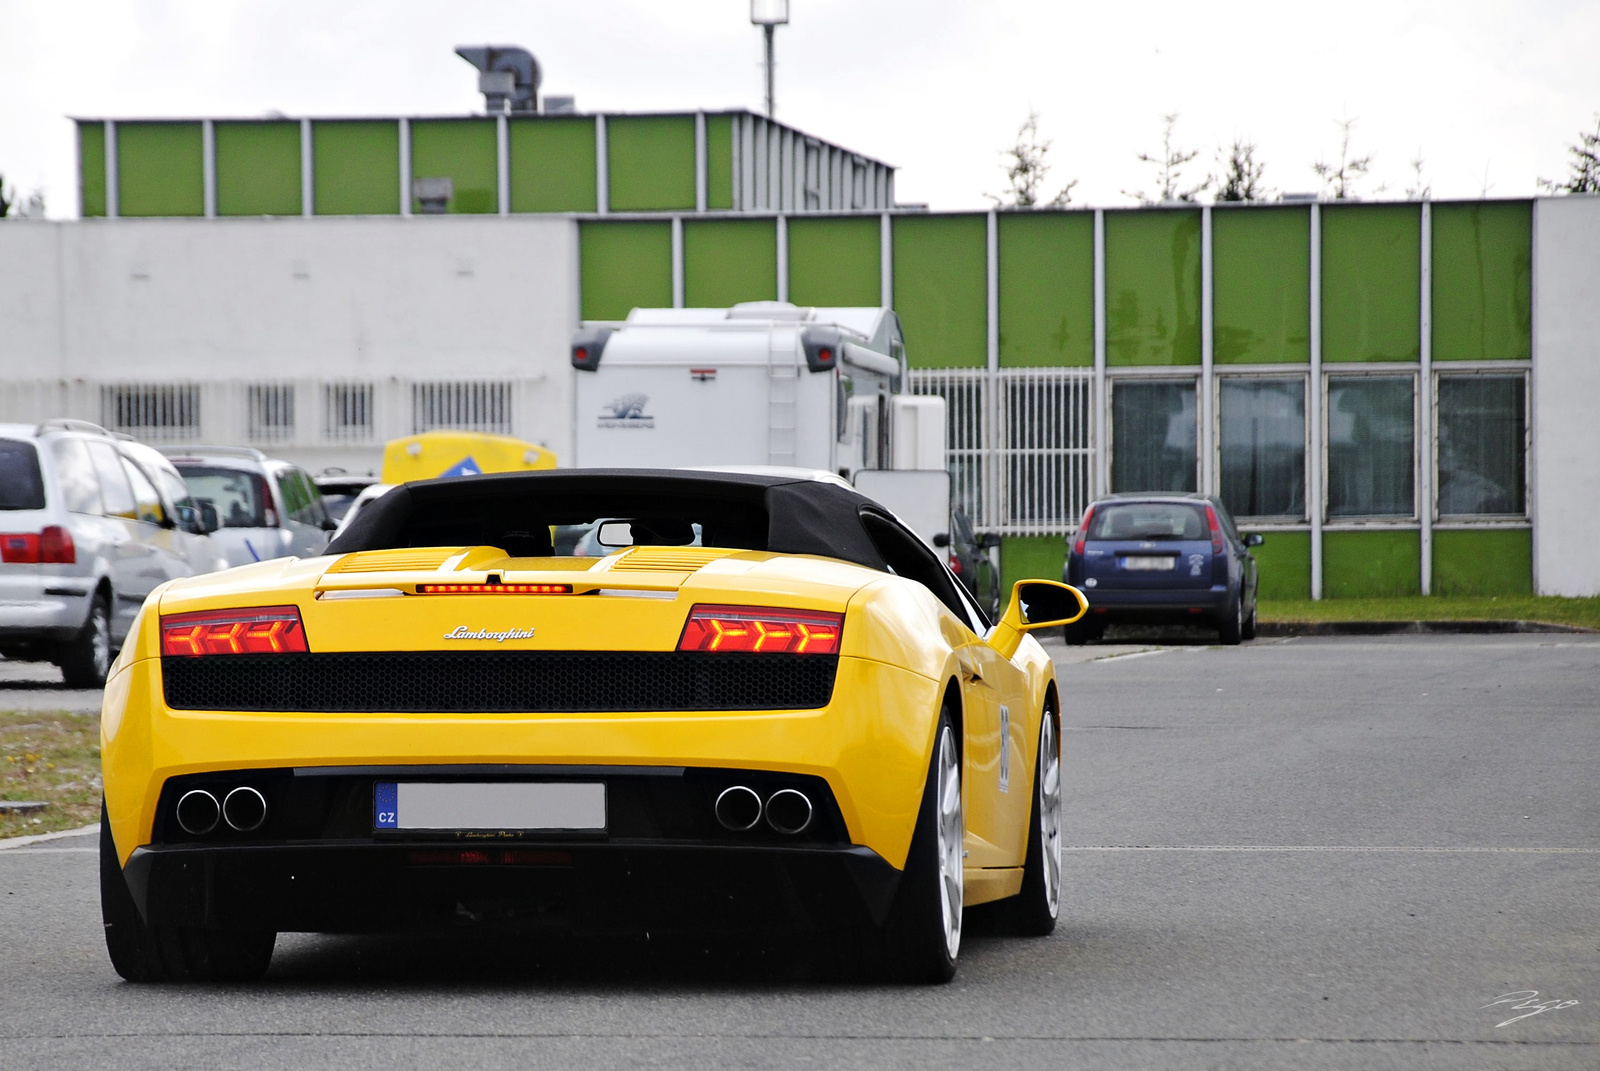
(880, 710), (963, 984)
(100, 804), (275, 982)
(59, 592), (111, 688)
(1000, 704), (1063, 935)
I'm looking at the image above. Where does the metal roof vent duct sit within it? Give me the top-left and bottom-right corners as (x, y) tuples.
(455, 46), (541, 114)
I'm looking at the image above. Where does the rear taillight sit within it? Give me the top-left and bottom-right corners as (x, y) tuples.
(1205, 505), (1224, 555)
(419, 584), (572, 594)
(1072, 506), (1095, 556)
(1, 526), (75, 564)
(161, 605), (309, 656)
(677, 604), (843, 655)
(948, 554), (963, 576)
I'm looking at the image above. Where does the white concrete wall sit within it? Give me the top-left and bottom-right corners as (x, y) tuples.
(1532, 195), (1600, 597)
(0, 216), (580, 469)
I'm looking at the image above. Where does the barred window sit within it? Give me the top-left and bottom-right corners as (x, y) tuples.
(324, 383), (374, 442)
(412, 382), (512, 435)
(246, 384), (295, 443)
(100, 384), (200, 442)
(1438, 375), (1526, 516)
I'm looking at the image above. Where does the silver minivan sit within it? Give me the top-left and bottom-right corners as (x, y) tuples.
(0, 420), (229, 686)
(161, 447), (336, 568)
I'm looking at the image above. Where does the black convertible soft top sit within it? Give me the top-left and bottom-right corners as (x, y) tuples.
(324, 468), (891, 571)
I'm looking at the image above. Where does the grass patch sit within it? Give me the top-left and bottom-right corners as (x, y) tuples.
(0, 709), (101, 840)
(1259, 594), (1600, 631)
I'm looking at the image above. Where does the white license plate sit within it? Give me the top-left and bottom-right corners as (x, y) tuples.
(1121, 556), (1176, 571)
(373, 782), (606, 832)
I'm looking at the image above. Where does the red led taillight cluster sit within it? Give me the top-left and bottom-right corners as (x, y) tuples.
(677, 605), (843, 655)
(1, 526), (75, 564)
(161, 606), (308, 657)
(418, 584), (572, 594)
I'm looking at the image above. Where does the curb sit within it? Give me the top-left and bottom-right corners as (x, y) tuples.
(1258, 619), (1596, 637)
(0, 822), (98, 852)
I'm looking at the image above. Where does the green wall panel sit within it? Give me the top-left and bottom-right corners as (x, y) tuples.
(1213, 206), (1310, 364)
(579, 221), (673, 321)
(1321, 204), (1420, 362)
(1105, 209), (1202, 366)
(313, 121), (399, 215)
(509, 117), (596, 213)
(1431, 202), (1532, 362)
(893, 214), (987, 369)
(706, 115), (734, 211)
(215, 122), (301, 216)
(1247, 529), (1312, 600)
(788, 217), (880, 307)
(997, 211), (1094, 368)
(607, 115), (696, 212)
(1431, 528), (1532, 596)
(78, 122), (106, 217)
(684, 219), (777, 307)
(117, 122), (203, 217)
(411, 119), (497, 214)
(1001, 535), (1064, 595)
(1323, 529), (1421, 598)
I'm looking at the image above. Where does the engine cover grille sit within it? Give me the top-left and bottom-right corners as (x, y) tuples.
(161, 651), (839, 713)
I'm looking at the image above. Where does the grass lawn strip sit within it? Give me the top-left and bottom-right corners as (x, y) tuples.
(1260, 594), (1600, 632)
(0, 709), (102, 839)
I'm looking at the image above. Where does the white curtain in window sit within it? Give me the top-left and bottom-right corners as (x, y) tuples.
(1438, 375), (1525, 516)
(1111, 380), (1197, 493)
(1219, 378), (1305, 519)
(1327, 376), (1414, 517)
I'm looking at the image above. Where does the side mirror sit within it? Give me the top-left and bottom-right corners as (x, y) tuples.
(990, 579), (1089, 659)
(931, 532), (951, 548)
(321, 517), (340, 532)
(1245, 533), (1264, 547)
(197, 501), (220, 534)
(978, 533), (1001, 550)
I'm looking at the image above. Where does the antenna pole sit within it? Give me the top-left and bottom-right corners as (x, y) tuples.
(764, 23), (776, 117)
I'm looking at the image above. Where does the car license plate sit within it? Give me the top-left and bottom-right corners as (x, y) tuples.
(1121, 555), (1176, 571)
(373, 782), (606, 832)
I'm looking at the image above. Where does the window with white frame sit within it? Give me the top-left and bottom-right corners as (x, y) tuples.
(411, 381), (513, 435)
(1437, 374), (1526, 516)
(246, 384), (295, 443)
(1111, 378), (1197, 494)
(101, 384), (200, 442)
(1218, 376), (1305, 519)
(323, 383), (374, 441)
(1326, 375), (1414, 518)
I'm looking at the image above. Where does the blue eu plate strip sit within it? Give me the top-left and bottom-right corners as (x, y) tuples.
(374, 782), (398, 829)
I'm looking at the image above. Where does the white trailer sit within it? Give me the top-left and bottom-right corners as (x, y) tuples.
(571, 301), (948, 542)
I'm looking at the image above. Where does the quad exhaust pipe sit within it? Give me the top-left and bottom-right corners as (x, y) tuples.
(713, 785), (812, 835)
(174, 786), (268, 836)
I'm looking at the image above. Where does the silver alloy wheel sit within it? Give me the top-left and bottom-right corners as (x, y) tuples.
(90, 601), (111, 679)
(1039, 714), (1062, 917)
(935, 724), (964, 960)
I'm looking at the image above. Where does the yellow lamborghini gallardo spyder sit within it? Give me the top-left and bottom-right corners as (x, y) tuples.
(99, 469), (1086, 984)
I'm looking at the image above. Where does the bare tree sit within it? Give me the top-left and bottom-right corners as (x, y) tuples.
(1539, 115), (1600, 194)
(1213, 139), (1269, 202)
(1124, 113), (1209, 204)
(1312, 116), (1376, 200)
(1404, 152), (1431, 200)
(0, 174), (13, 219)
(989, 111), (1077, 208)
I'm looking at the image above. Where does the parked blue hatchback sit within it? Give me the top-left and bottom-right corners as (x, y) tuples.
(1062, 494), (1262, 645)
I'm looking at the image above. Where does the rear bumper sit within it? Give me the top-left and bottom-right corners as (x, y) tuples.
(0, 574), (94, 646)
(123, 840), (899, 935)
(1082, 585), (1230, 618)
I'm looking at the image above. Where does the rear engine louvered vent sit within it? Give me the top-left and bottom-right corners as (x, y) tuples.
(609, 547), (733, 573)
(326, 548), (465, 574)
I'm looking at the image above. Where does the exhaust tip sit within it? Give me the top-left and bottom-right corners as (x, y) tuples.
(175, 789), (220, 836)
(714, 785), (762, 831)
(765, 788), (813, 835)
(222, 786), (268, 832)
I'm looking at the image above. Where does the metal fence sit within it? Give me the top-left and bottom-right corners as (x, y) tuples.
(910, 368), (1096, 536)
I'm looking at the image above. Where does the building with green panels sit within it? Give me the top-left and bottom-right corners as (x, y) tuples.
(37, 112), (1598, 600)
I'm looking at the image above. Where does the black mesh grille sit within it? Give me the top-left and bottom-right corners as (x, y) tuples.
(161, 652), (838, 713)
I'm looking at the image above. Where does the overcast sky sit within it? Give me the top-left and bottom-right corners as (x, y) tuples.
(2, 0), (1597, 217)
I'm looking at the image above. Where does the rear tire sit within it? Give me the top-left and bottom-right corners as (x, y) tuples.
(879, 710), (963, 984)
(1062, 620), (1100, 645)
(100, 803), (275, 983)
(998, 705), (1063, 936)
(1218, 591), (1243, 646)
(59, 593), (112, 689)
(1241, 600), (1258, 641)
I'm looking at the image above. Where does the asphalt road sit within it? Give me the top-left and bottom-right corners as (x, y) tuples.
(1, 634), (1596, 1070)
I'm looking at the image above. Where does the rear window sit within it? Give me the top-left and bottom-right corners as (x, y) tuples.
(1088, 502), (1206, 541)
(0, 440), (46, 511)
(176, 465), (272, 528)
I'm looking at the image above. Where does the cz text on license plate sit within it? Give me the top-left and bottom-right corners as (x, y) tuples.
(1121, 555), (1177, 571)
(373, 782), (606, 832)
